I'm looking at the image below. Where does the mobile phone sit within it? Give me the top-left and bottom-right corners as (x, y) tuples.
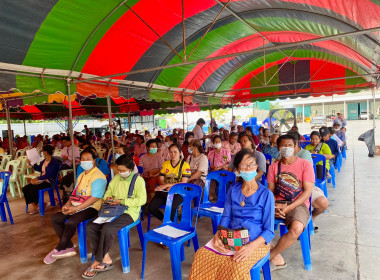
(105, 199), (114, 203)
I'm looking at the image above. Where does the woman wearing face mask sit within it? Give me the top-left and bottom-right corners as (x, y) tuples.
(44, 150), (107, 264)
(77, 146), (110, 178)
(182, 132), (194, 161)
(23, 145), (60, 215)
(189, 149), (274, 280)
(133, 135), (147, 157)
(222, 132), (241, 156)
(111, 145), (138, 176)
(148, 143), (191, 222)
(305, 131), (333, 179)
(83, 154), (146, 278)
(186, 139), (209, 187)
(160, 135), (178, 161)
(139, 139), (164, 203)
(208, 135), (231, 172)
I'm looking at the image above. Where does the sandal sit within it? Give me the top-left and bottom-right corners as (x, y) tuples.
(94, 263), (114, 272)
(82, 267), (97, 279)
(29, 209), (39, 215)
(270, 261), (287, 272)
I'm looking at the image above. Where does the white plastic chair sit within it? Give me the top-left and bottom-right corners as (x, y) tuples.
(97, 149), (106, 159)
(0, 155), (12, 171)
(5, 160), (22, 197)
(17, 156), (29, 187)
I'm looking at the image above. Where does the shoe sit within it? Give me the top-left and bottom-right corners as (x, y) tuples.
(44, 249), (59, 264)
(326, 173), (332, 179)
(52, 247), (77, 259)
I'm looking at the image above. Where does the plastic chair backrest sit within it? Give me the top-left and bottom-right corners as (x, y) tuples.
(263, 153), (272, 165)
(0, 155), (12, 170)
(311, 154), (326, 181)
(5, 160), (21, 180)
(17, 156), (28, 173)
(203, 170), (236, 206)
(137, 166), (144, 175)
(303, 134), (311, 141)
(139, 153), (146, 158)
(163, 183), (203, 230)
(98, 149), (106, 159)
(0, 172), (11, 200)
(299, 141), (311, 149)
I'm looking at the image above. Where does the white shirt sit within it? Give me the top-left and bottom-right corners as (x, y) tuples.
(192, 125), (204, 140)
(331, 134), (343, 147)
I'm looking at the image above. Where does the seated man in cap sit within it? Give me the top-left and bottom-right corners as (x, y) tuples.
(319, 126), (339, 167)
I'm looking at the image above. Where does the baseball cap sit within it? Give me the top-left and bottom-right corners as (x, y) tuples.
(319, 126), (329, 137)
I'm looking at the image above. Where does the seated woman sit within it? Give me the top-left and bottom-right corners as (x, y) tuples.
(305, 131), (333, 179)
(259, 128), (270, 146)
(110, 145), (138, 176)
(148, 143), (191, 221)
(187, 140), (209, 188)
(77, 146), (110, 178)
(82, 154), (146, 278)
(160, 135), (177, 160)
(181, 132), (194, 161)
(139, 139), (164, 203)
(208, 135), (231, 172)
(189, 149), (275, 279)
(23, 145), (60, 215)
(222, 132), (241, 156)
(133, 135), (147, 157)
(44, 149), (107, 264)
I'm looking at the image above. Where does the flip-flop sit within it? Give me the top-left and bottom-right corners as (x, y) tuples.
(270, 262), (287, 272)
(314, 226), (319, 232)
(94, 263), (114, 272)
(82, 267), (97, 279)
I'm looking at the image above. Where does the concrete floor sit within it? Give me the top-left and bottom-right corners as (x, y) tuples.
(0, 120), (379, 280)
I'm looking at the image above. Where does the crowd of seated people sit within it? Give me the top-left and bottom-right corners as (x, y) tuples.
(6, 114), (349, 278)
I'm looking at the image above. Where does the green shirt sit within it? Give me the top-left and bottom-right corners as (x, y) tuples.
(305, 143), (332, 170)
(103, 172), (147, 221)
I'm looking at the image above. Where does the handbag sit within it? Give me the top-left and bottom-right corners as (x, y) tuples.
(217, 225), (250, 252)
(99, 174), (138, 218)
(274, 161), (303, 202)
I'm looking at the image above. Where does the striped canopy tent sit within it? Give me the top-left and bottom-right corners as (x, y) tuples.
(0, 91), (230, 120)
(0, 0), (379, 105)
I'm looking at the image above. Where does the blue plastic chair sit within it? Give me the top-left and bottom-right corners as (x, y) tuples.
(303, 134), (311, 141)
(141, 183), (203, 280)
(311, 154), (328, 198)
(0, 172), (13, 224)
(263, 153), (272, 165)
(300, 141), (311, 149)
(77, 219), (92, 263)
(335, 152), (342, 172)
(261, 154), (273, 187)
(274, 213), (313, 271)
(192, 171), (236, 234)
(37, 168), (63, 216)
(137, 166), (144, 175)
(328, 163), (336, 188)
(117, 217), (144, 273)
(250, 252), (271, 279)
(341, 145), (347, 159)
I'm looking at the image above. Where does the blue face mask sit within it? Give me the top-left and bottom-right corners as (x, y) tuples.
(80, 161), (93, 171)
(239, 170), (257, 182)
(115, 153), (121, 160)
(188, 147), (193, 154)
(150, 148), (158, 154)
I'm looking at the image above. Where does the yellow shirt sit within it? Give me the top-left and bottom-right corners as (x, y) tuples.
(103, 172), (147, 221)
(75, 167), (107, 210)
(159, 159), (191, 184)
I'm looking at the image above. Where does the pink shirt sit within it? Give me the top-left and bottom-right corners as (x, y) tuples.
(61, 145), (80, 166)
(267, 157), (315, 208)
(139, 153), (164, 178)
(207, 148), (231, 168)
(222, 141), (241, 156)
(134, 144), (147, 157)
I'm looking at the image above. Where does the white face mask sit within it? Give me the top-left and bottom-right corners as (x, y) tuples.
(119, 170), (131, 178)
(279, 147), (294, 158)
(214, 143), (222, 149)
(80, 161), (93, 171)
(165, 142), (170, 148)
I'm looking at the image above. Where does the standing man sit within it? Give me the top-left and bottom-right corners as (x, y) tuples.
(263, 113), (277, 133)
(268, 134), (314, 270)
(332, 112), (346, 129)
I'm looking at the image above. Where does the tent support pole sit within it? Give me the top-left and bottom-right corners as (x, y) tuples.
(107, 96), (116, 164)
(23, 119), (27, 136)
(5, 102), (13, 158)
(209, 105), (213, 133)
(231, 100), (234, 123)
(67, 80), (76, 182)
(372, 83), (377, 146)
(127, 87), (131, 132)
(182, 92), (185, 133)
